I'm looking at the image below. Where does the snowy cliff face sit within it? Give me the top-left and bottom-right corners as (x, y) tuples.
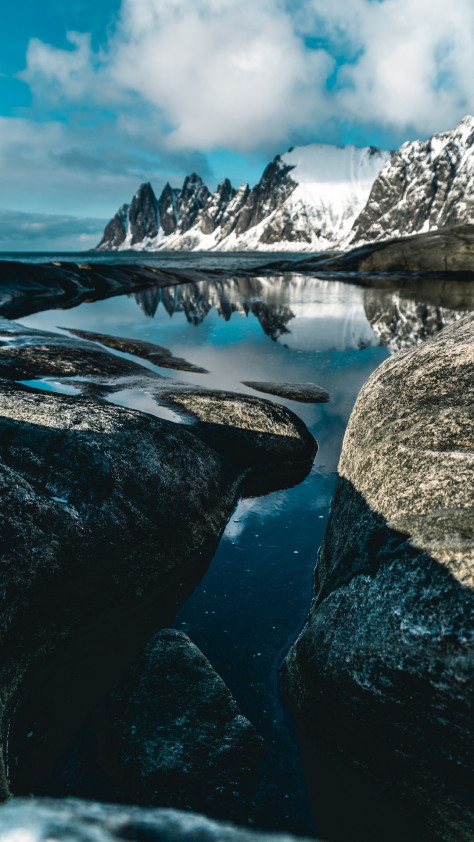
(349, 116), (474, 245)
(96, 142), (389, 252)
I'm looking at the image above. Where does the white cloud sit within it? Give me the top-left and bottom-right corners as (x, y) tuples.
(16, 0), (474, 154)
(305, 0), (474, 136)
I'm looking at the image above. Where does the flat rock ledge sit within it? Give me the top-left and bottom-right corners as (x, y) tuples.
(0, 797), (320, 842)
(282, 314), (474, 842)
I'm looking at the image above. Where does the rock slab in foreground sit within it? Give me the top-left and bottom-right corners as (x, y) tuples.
(242, 382), (330, 404)
(282, 314), (474, 841)
(0, 797), (319, 842)
(89, 630), (265, 814)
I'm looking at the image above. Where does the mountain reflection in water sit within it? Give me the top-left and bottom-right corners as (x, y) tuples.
(133, 274), (469, 353)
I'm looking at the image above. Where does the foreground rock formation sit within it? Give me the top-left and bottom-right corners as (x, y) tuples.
(0, 798), (319, 842)
(72, 630), (265, 817)
(0, 316), (316, 801)
(282, 314), (474, 841)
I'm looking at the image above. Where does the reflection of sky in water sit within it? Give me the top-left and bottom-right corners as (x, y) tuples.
(20, 275), (389, 836)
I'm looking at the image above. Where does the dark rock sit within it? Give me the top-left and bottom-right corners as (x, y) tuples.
(0, 797), (319, 842)
(63, 328), (208, 374)
(0, 259), (226, 321)
(129, 184), (160, 245)
(290, 224), (474, 277)
(231, 158), (296, 238)
(157, 184), (181, 237)
(0, 315), (316, 797)
(200, 179), (236, 235)
(282, 314), (474, 841)
(0, 374), (241, 798)
(88, 630), (265, 815)
(97, 205), (129, 250)
(0, 318), (316, 489)
(242, 382), (330, 404)
(177, 174), (211, 233)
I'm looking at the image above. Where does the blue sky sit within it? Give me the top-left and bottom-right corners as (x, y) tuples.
(1, 0), (473, 250)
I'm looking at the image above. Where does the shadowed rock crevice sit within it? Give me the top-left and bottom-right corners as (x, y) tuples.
(40, 630), (266, 824)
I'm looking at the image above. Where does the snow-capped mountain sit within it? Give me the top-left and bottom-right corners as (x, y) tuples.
(96, 143), (390, 252)
(349, 115), (474, 244)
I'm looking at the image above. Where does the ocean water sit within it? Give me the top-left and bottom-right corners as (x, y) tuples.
(0, 250), (298, 272)
(15, 267), (464, 840)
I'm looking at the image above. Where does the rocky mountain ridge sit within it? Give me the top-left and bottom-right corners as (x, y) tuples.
(96, 143), (389, 252)
(349, 115), (474, 244)
(97, 116), (474, 253)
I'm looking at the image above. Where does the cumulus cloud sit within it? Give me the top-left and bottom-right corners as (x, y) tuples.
(17, 0), (474, 152)
(305, 0), (474, 138)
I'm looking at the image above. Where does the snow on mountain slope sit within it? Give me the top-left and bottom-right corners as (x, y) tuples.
(349, 115), (474, 245)
(96, 142), (390, 253)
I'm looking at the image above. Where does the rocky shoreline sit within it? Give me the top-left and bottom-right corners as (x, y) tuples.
(0, 259), (472, 841)
(282, 314), (474, 841)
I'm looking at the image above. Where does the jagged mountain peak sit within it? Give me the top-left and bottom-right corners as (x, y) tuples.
(96, 140), (391, 252)
(349, 116), (474, 245)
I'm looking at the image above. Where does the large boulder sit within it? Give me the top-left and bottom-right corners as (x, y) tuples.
(282, 314), (474, 841)
(68, 630), (265, 819)
(0, 317), (316, 800)
(0, 797), (319, 842)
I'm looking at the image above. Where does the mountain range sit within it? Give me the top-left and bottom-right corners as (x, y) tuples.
(96, 116), (474, 252)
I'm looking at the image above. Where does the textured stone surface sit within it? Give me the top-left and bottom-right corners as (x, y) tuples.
(64, 328), (208, 373)
(0, 316), (316, 798)
(0, 797), (319, 842)
(242, 382), (330, 404)
(282, 314), (474, 841)
(84, 630), (264, 815)
(293, 224), (474, 277)
(349, 116), (474, 244)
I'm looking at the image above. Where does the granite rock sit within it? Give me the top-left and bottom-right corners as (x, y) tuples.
(86, 630), (265, 816)
(282, 314), (474, 841)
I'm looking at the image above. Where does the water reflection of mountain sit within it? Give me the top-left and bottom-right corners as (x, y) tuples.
(364, 289), (469, 352)
(134, 276), (295, 340)
(133, 274), (470, 351)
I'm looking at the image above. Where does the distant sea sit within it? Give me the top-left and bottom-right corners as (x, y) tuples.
(0, 250), (307, 273)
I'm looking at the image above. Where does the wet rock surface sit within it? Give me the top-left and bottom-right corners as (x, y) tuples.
(242, 382), (330, 404)
(64, 328), (209, 373)
(282, 314), (474, 841)
(0, 315), (316, 801)
(0, 798), (319, 842)
(65, 630), (265, 818)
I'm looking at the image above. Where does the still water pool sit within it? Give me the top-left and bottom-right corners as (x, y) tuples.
(18, 272), (463, 840)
